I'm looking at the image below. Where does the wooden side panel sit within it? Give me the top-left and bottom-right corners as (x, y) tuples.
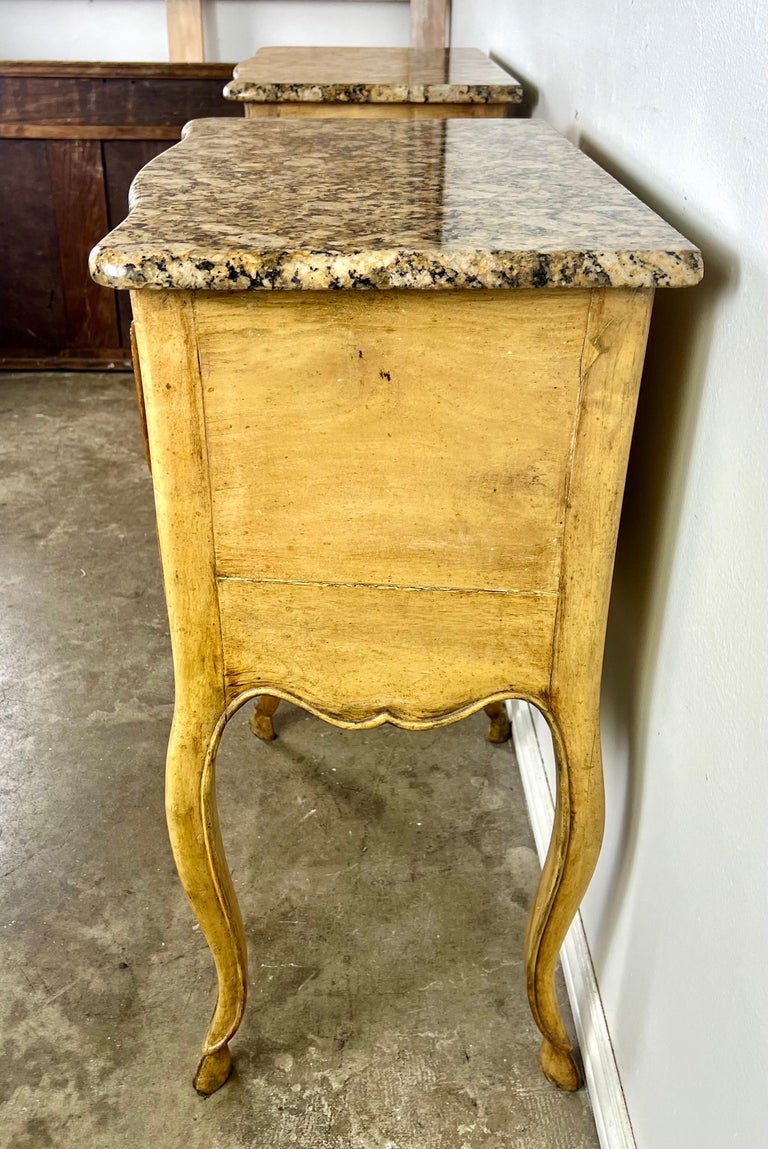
(195, 290), (590, 594)
(0, 139), (66, 350)
(243, 102), (508, 120)
(47, 139), (120, 349)
(218, 578), (556, 722)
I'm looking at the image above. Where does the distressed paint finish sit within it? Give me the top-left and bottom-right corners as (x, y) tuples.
(196, 290), (589, 593)
(129, 283), (654, 1093)
(0, 371), (602, 1145)
(130, 293), (247, 1094)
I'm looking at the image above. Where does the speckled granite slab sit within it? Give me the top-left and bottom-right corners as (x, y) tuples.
(224, 46), (522, 105)
(89, 118), (703, 292)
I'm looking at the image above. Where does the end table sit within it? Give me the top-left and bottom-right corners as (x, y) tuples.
(90, 117), (702, 1095)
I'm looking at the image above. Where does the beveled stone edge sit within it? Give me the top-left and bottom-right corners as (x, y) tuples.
(222, 80), (523, 104)
(89, 244), (704, 292)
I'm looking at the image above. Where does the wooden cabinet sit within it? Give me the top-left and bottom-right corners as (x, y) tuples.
(0, 62), (242, 370)
(90, 117), (702, 1095)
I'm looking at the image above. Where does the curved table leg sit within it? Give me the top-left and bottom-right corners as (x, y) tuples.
(484, 700), (511, 743)
(524, 699), (605, 1090)
(165, 707), (248, 1095)
(249, 694), (280, 742)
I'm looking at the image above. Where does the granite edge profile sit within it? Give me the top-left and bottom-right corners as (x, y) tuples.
(222, 81), (523, 104)
(89, 246), (704, 292)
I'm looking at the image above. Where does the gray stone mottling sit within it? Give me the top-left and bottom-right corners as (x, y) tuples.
(0, 373), (601, 1147)
(224, 46), (523, 104)
(89, 118), (703, 294)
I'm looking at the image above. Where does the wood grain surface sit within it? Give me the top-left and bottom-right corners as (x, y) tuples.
(219, 578), (556, 721)
(131, 290), (246, 1095)
(128, 283), (656, 1094)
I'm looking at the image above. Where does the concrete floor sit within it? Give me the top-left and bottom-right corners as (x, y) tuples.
(0, 373), (600, 1149)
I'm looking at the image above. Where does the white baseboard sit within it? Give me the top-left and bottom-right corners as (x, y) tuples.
(507, 700), (637, 1149)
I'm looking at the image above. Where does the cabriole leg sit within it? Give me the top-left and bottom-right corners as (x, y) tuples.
(524, 699), (605, 1090)
(165, 707), (248, 1094)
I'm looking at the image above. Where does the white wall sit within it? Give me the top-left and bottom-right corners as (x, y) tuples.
(205, 1), (408, 60)
(0, 0), (409, 61)
(452, 3), (768, 1148)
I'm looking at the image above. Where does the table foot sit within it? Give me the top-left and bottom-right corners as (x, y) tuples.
(194, 1043), (233, 1095)
(249, 695), (280, 741)
(484, 701), (511, 743)
(540, 1038), (581, 1091)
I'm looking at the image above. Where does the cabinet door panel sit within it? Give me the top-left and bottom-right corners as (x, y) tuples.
(0, 139), (66, 350)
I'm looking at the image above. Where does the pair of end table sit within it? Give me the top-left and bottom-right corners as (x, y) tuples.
(90, 51), (701, 1100)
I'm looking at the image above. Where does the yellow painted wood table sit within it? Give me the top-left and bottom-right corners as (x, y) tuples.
(224, 46), (523, 119)
(90, 117), (702, 1096)
(226, 47), (521, 744)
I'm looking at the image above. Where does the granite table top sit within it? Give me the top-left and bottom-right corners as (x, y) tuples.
(89, 118), (703, 293)
(224, 46), (523, 105)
